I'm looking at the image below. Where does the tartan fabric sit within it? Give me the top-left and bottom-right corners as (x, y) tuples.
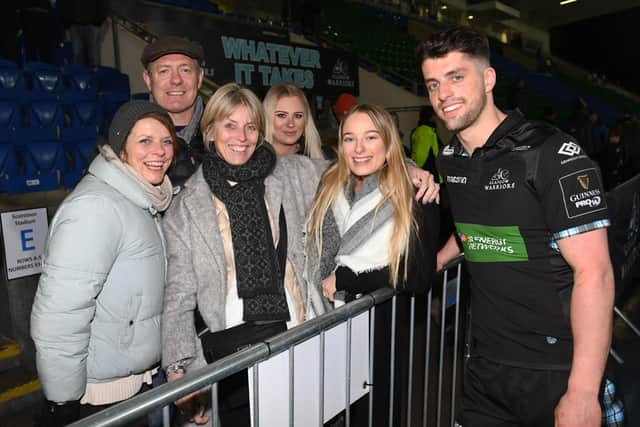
(602, 378), (625, 427)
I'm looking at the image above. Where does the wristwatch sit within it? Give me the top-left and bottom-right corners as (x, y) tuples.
(166, 363), (186, 376)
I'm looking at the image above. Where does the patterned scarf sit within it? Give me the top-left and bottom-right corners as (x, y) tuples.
(202, 143), (289, 321)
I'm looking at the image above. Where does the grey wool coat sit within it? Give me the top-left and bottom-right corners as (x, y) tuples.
(162, 154), (331, 371)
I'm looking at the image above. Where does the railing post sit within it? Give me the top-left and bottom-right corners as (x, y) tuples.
(319, 330), (325, 427)
(450, 263), (463, 426)
(162, 405), (170, 427)
(422, 288), (432, 427)
(406, 296), (416, 427)
(437, 268), (448, 427)
(388, 296), (397, 426)
(289, 347), (295, 427)
(252, 364), (260, 427)
(369, 305), (376, 427)
(345, 318), (352, 426)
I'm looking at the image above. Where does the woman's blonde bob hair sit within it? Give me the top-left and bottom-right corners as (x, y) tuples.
(200, 82), (265, 148)
(263, 82), (324, 160)
(307, 104), (416, 287)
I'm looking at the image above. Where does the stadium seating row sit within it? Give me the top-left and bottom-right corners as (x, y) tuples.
(0, 93), (129, 133)
(0, 60), (130, 97)
(0, 127), (99, 194)
(0, 60), (131, 194)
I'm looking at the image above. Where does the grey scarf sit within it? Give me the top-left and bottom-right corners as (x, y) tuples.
(176, 96), (204, 144)
(99, 145), (173, 212)
(306, 174), (393, 294)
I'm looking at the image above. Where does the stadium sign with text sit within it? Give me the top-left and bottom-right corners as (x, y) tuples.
(1, 208), (48, 280)
(130, 5), (359, 96)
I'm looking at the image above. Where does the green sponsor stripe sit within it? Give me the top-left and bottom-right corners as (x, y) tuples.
(455, 223), (528, 262)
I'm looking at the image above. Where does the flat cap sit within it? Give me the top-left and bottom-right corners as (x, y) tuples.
(141, 36), (205, 67)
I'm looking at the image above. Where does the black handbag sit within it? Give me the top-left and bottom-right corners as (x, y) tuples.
(200, 320), (287, 363)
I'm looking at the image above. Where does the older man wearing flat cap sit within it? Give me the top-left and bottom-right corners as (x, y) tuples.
(142, 35), (206, 187)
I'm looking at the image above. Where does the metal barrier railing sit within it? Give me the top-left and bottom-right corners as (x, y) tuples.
(69, 255), (467, 427)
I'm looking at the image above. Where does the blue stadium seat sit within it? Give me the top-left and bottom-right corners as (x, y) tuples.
(67, 98), (104, 131)
(102, 91), (130, 123)
(0, 87), (29, 104)
(61, 127), (99, 188)
(14, 127), (58, 145)
(0, 143), (19, 193)
(0, 100), (21, 129)
(29, 68), (64, 94)
(0, 59), (18, 68)
(63, 64), (98, 95)
(62, 139), (98, 188)
(23, 61), (58, 72)
(0, 66), (25, 90)
(15, 141), (65, 192)
(0, 128), (14, 144)
(61, 127), (99, 143)
(13, 128), (58, 156)
(94, 66), (130, 95)
(28, 98), (65, 128)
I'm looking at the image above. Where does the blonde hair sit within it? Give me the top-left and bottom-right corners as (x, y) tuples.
(263, 83), (324, 159)
(200, 83), (265, 148)
(307, 104), (416, 287)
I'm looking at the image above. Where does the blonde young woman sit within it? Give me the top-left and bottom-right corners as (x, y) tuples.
(263, 82), (334, 159)
(306, 104), (439, 426)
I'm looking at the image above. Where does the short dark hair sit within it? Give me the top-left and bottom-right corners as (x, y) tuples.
(416, 27), (490, 65)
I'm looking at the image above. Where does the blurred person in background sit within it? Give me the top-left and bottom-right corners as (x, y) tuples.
(410, 105), (441, 177)
(333, 92), (357, 123)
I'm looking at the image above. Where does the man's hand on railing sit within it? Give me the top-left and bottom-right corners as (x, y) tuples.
(167, 371), (210, 425)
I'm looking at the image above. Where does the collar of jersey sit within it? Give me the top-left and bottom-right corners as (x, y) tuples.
(448, 109), (526, 156)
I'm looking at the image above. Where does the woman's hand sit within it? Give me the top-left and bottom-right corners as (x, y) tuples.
(322, 274), (337, 301)
(407, 165), (440, 204)
(167, 371), (210, 425)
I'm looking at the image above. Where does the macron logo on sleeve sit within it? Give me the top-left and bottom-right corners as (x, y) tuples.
(558, 142), (581, 156)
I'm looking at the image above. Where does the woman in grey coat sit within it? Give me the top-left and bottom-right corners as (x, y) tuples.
(30, 101), (176, 426)
(162, 83), (331, 425)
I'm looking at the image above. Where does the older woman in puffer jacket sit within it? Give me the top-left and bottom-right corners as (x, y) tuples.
(30, 101), (176, 427)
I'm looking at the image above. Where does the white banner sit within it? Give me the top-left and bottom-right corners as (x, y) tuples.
(1, 208), (49, 280)
(249, 310), (370, 426)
